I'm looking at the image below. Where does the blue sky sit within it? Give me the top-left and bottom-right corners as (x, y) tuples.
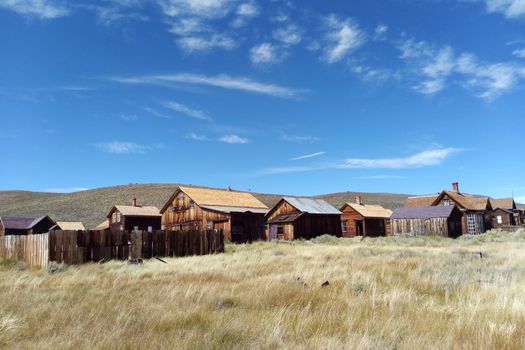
(0, 0), (524, 200)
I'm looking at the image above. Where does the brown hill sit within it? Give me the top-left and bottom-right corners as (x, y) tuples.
(0, 184), (412, 229)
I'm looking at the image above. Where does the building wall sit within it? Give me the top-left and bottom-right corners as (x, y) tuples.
(492, 209), (515, 227)
(0, 220), (4, 237)
(391, 217), (451, 237)
(123, 216), (162, 232)
(292, 214), (342, 240)
(340, 206), (364, 237)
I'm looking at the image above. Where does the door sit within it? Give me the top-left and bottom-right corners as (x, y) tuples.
(356, 220), (364, 236)
(269, 225), (278, 241)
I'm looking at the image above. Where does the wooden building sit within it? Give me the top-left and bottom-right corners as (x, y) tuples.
(0, 216), (56, 236)
(50, 221), (85, 231)
(265, 197), (342, 240)
(391, 205), (463, 237)
(490, 198), (521, 227)
(340, 196), (392, 237)
(107, 198), (161, 232)
(405, 182), (492, 235)
(160, 186), (268, 243)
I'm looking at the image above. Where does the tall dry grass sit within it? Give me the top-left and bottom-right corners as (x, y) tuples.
(1, 229), (525, 349)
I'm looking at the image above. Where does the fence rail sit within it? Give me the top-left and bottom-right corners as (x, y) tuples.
(1, 229), (224, 267)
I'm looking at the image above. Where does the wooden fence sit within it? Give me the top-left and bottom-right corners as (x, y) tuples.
(1, 230), (224, 267)
(0, 234), (49, 268)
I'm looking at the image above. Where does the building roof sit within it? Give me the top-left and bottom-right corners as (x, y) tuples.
(93, 219), (109, 230)
(53, 221), (85, 231)
(161, 186), (268, 213)
(200, 205), (268, 214)
(108, 205), (161, 218)
(391, 206), (457, 220)
(490, 198), (516, 210)
(282, 197), (341, 214)
(342, 203), (392, 219)
(268, 212), (304, 224)
(435, 191), (489, 211)
(0, 216), (54, 230)
(405, 195), (439, 207)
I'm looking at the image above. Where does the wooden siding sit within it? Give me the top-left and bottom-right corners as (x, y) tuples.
(340, 205), (390, 237)
(0, 220), (4, 237)
(162, 189), (265, 242)
(392, 218), (451, 237)
(492, 209), (515, 227)
(340, 208), (364, 237)
(0, 233), (49, 268)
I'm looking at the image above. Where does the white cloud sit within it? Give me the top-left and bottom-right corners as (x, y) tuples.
(95, 141), (162, 154)
(513, 48), (525, 58)
(177, 33), (237, 52)
(290, 152), (325, 161)
(322, 15), (365, 64)
(143, 106), (171, 119)
(250, 43), (281, 65)
(399, 38), (525, 99)
(350, 62), (400, 82)
(218, 134), (249, 144)
(484, 0), (525, 18)
(339, 148), (461, 169)
(273, 24), (302, 45)
(163, 100), (210, 120)
(168, 17), (207, 35)
(186, 132), (208, 140)
(110, 73), (301, 98)
(281, 132), (319, 144)
(236, 1), (258, 17)
(120, 114), (139, 121)
(0, 0), (69, 19)
(374, 24), (388, 39)
(156, 0), (236, 19)
(44, 187), (89, 193)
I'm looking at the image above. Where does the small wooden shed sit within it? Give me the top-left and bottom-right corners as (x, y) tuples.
(51, 221), (86, 231)
(265, 197), (342, 240)
(340, 196), (392, 237)
(490, 198), (520, 227)
(390, 205), (463, 237)
(0, 216), (56, 236)
(107, 198), (161, 232)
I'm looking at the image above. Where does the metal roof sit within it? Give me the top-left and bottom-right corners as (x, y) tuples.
(283, 197), (341, 214)
(391, 206), (456, 220)
(268, 212), (303, 224)
(1, 216), (51, 230)
(200, 205), (268, 214)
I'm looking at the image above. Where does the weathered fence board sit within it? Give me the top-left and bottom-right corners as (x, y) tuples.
(0, 233), (49, 268)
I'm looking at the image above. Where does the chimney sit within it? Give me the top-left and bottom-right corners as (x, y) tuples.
(452, 182), (459, 193)
(356, 196), (363, 205)
(228, 186), (232, 191)
(132, 197), (137, 207)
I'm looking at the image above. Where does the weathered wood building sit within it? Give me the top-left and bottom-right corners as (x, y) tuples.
(265, 197), (342, 240)
(405, 182), (492, 235)
(160, 186), (268, 243)
(340, 196), (392, 237)
(107, 198), (161, 232)
(490, 198), (521, 227)
(0, 216), (56, 236)
(50, 221), (85, 231)
(391, 205), (463, 237)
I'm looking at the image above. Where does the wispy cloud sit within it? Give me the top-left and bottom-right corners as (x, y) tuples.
(110, 73), (302, 98)
(250, 43), (283, 65)
(290, 151), (326, 161)
(322, 15), (365, 63)
(163, 100), (211, 120)
(119, 114), (139, 121)
(482, 0), (525, 18)
(399, 38), (525, 99)
(257, 148), (461, 175)
(0, 0), (70, 19)
(143, 106), (171, 119)
(177, 33), (237, 52)
(273, 24), (302, 45)
(95, 141), (162, 154)
(513, 48), (525, 58)
(186, 132), (209, 141)
(352, 175), (406, 180)
(231, 0), (259, 27)
(218, 134), (249, 144)
(281, 132), (319, 144)
(59, 85), (95, 91)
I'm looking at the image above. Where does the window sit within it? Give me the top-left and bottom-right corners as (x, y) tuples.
(169, 205), (175, 213)
(341, 221), (348, 233)
(497, 216), (503, 224)
(443, 199), (450, 206)
(112, 212), (116, 223)
(116, 212), (121, 222)
(190, 201), (195, 209)
(178, 192), (184, 199)
(133, 226), (139, 232)
(207, 221), (213, 230)
(277, 226), (284, 234)
(147, 226), (153, 233)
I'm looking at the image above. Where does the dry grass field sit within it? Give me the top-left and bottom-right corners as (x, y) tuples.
(1, 229), (525, 349)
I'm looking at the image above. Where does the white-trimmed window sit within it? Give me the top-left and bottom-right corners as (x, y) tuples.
(443, 199), (450, 206)
(147, 226), (153, 232)
(341, 221), (348, 233)
(497, 216), (503, 224)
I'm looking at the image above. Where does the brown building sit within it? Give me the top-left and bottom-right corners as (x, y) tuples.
(0, 216), (56, 236)
(391, 205), (463, 237)
(490, 198), (521, 227)
(265, 197), (342, 240)
(340, 196), (392, 237)
(107, 198), (161, 232)
(405, 182), (492, 235)
(160, 186), (268, 243)
(50, 221), (85, 231)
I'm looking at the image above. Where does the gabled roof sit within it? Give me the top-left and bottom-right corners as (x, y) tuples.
(0, 216), (55, 230)
(200, 205), (268, 214)
(93, 219), (109, 230)
(391, 206), (457, 220)
(405, 195), (439, 207)
(268, 212), (303, 224)
(434, 191), (490, 211)
(490, 198), (516, 211)
(161, 186), (268, 213)
(107, 205), (161, 218)
(341, 203), (392, 219)
(281, 197), (341, 214)
(53, 221), (85, 231)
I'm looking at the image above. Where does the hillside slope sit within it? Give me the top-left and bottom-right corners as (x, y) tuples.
(0, 184), (412, 228)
